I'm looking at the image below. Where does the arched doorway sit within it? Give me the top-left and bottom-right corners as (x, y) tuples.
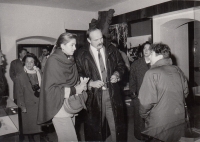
(16, 36), (56, 59)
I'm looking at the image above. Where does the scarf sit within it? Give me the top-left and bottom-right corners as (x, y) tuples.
(24, 66), (42, 86)
(37, 49), (79, 124)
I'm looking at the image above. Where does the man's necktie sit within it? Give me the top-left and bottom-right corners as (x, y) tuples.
(97, 49), (107, 88)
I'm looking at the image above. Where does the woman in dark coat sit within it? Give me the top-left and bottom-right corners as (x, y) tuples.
(15, 53), (42, 141)
(129, 42), (151, 140)
(37, 33), (88, 142)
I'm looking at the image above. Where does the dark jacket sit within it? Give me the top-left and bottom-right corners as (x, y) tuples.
(129, 57), (150, 140)
(75, 44), (126, 141)
(0, 66), (8, 97)
(129, 57), (149, 95)
(138, 58), (188, 135)
(9, 59), (24, 99)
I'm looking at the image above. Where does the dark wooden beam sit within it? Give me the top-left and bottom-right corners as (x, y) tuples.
(112, 1), (200, 24)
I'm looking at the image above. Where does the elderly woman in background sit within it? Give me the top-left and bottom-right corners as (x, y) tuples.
(16, 53), (42, 141)
(37, 33), (89, 142)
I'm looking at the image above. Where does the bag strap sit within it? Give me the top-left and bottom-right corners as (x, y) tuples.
(25, 71), (33, 86)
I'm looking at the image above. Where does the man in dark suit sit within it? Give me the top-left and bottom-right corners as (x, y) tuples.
(39, 47), (50, 73)
(9, 48), (27, 103)
(76, 28), (126, 141)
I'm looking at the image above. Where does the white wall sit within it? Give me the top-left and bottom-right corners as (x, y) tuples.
(153, 9), (194, 42)
(0, 3), (95, 99)
(152, 9), (195, 79)
(174, 24), (189, 79)
(101, 0), (171, 16)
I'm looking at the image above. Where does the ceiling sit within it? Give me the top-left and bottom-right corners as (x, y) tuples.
(0, 0), (128, 12)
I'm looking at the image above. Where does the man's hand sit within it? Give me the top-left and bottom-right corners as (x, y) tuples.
(110, 74), (120, 83)
(80, 77), (89, 91)
(89, 80), (104, 88)
(21, 107), (27, 113)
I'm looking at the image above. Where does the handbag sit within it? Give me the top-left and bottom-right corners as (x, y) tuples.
(41, 120), (55, 133)
(63, 91), (88, 114)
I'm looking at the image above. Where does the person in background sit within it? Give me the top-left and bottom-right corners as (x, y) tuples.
(10, 48), (27, 104)
(0, 50), (8, 98)
(127, 48), (134, 63)
(138, 43), (188, 136)
(129, 41), (151, 140)
(111, 40), (130, 71)
(111, 40), (130, 88)
(37, 33), (88, 142)
(75, 28), (126, 141)
(39, 47), (50, 73)
(15, 53), (42, 142)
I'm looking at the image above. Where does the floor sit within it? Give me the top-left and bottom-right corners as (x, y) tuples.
(2, 95), (142, 142)
(40, 96), (200, 142)
(4, 96), (200, 142)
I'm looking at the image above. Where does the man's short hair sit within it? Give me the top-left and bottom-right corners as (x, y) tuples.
(19, 48), (27, 54)
(86, 28), (102, 39)
(42, 47), (49, 52)
(141, 41), (151, 52)
(142, 41), (151, 49)
(150, 43), (171, 58)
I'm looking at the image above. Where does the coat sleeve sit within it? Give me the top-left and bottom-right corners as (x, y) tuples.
(138, 71), (158, 119)
(179, 68), (189, 98)
(113, 49), (126, 79)
(129, 62), (137, 94)
(9, 61), (16, 82)
(183, 78), (189, 98)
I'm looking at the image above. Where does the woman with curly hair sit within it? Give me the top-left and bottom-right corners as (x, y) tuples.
(16, 53), (42, 141)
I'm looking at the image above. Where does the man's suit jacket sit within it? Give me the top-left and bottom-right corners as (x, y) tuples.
(9, 58), (24, 99)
